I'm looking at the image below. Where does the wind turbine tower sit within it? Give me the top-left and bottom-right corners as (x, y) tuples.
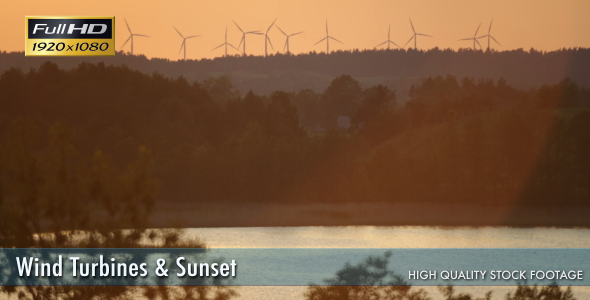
(173, 26), (201, 60)
(481, 18), (501, 51)
(375, 24), (400, 50)
(212, 26), (239, 57)
(233, 20), (262, 56)
(121, 18), (150, 55)
(403, 18), (432, 50)
(313, 20), (343, 53)
(264, 19), (277, 56)
(276, 25), (304, 55)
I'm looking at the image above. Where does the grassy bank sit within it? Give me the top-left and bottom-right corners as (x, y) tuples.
(151, 201), (590, 228)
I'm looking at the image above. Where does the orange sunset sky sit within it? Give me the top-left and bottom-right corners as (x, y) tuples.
(4, 0), (590, 60)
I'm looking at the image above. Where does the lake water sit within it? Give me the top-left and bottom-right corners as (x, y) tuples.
(184, 226), (590, 300)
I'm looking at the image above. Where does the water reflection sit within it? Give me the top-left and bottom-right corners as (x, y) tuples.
(185, 226), (590, 248)
(184, 226), (590, 300)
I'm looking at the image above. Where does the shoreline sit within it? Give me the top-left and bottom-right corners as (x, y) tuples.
(151, 202), (590, 228)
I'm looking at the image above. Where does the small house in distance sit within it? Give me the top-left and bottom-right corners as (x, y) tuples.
(337, 116), (351, 130)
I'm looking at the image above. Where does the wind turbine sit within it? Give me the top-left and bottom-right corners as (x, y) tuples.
(276, 26), (304, 54)
(233, 20), (263, 56)
(375, 24), (400, 50)
(313, 20), (342, 53)
(173, 26), (201, 60)
(263, 19), (277, 56)
(212, 26), (239, 57)
(479, 18), (501, 51)
(403, 18), (432, 50)
(458, 23), (484, 51)
(121, 18), (150, 55)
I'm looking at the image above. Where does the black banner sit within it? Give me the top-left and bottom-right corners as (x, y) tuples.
(28, 19), (112, 39)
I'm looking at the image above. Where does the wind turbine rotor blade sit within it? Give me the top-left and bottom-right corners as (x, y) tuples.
(233, 20), (244, 33)
(474, 23), (481, 37)
(329, 36), (343, 44)
(291, 31), (304, 36)
(173, 26), (184, 38)
(186, 35), (201, 39)
(238, 35), (244, 49)
(489, 35), (501, 46)
(403, 36), (415, 48)
(409, 18), (415, 33)
(179, 41), (185, 54)
(417, 33), (432, 37)
(489, 18), (494, 33)
(212, 43), (225, 50)
(266, 18), (277, 33)
(135, 34), (150, 37)
(475, 39), (483, 49)
(313, 37), (327, 46)
(458, 38), (473, 41)
(121, 36), (132, 49)
(375, 41), (387, 48)
(124, 18), (132, 34)
(267, 36), (274, 50)
(391, 41), (401, 48)
(276, 25), (287, 36)
(476, 35), (487, 39)
(228, 43), (239, 50)
(388, 23), (391, 38)
(325, 20), (328, 35)
(283, 40), (288, 52)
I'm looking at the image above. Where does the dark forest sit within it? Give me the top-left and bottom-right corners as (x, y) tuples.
(1, 59), (589, 212)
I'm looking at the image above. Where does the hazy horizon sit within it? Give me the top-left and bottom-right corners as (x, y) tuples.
(4, 0), (590, 61)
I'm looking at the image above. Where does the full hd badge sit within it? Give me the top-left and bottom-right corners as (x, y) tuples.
(25, 16), (115, 56)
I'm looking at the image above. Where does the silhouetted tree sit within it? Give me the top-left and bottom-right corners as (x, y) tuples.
(438, 286), (491, 300)
(304, 251), (430, 300)
(504, 283), (576, 300)
(321, 75), (363, 127)
(0, 120), (238, 300)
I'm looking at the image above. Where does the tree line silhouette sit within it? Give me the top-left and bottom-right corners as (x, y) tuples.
(1, 47), (589, 97)
(0, 61), (589, 211)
